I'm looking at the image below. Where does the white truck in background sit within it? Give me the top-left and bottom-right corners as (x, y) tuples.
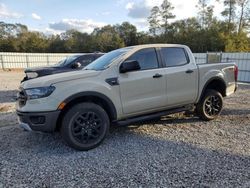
(16, 44), (238, 150)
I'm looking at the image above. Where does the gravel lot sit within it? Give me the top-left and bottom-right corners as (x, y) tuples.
(0, 70), (250, 187)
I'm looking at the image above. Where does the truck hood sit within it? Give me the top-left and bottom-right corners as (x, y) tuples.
(25, 66), (59, 73)
(21, 69), (101, 89)
(23, 66), (69, 81)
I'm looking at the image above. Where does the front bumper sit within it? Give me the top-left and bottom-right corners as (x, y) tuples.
(16, 110), (60, 132)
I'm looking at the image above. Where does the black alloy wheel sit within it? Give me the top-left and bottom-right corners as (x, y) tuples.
(71, 111), (103, 144)
(61, 102), (110, 151)
(196, 89), (223, 121)
(204, 95), (222, 117)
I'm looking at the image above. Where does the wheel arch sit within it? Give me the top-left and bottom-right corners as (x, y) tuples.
(199, 77), (227, 102)
(56, 91), (117, 131)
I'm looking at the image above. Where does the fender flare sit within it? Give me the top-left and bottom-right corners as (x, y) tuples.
(198, 77), (227, 102)
(63, 91), (117, 120)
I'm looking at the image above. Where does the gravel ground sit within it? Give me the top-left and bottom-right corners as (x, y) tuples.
(0, 71), (250, 187)
(0, 70), (24, 127)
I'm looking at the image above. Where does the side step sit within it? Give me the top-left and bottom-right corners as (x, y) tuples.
(115, 106), (190, 126)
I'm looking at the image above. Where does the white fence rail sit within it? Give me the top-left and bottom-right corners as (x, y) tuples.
(0, 52), (77, 69)
(0, 52), (250, 82)
(193, 53), (250, 82)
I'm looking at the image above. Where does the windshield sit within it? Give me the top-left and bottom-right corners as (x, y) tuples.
(84, 48), (133, 71)
(56, 55), (80, 67)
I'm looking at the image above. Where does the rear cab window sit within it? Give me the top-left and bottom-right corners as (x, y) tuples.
(161, 47), (189, 67)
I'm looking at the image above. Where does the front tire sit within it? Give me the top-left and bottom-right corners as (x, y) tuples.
(61, 102), (110, 151)
(196, 89), (223, 121)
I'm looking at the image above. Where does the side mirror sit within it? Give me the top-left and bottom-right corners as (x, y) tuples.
(71, 62), (81, 69)
(120, 60), (141, 73)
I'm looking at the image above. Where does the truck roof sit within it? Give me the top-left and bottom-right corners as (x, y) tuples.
(127, 43), (189, 49)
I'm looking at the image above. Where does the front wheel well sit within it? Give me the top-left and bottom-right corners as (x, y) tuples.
(56, 95), (116, 131)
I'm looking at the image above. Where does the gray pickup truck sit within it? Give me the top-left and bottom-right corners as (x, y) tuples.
(16, 44), (238, 150)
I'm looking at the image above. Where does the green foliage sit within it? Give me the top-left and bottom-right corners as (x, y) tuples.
(115, 22), (138, 46)
(223, 32), (250, 52)
(92, 25), (125, 52)
(17, 32), (49, 52)
(0, 0), (249, 53)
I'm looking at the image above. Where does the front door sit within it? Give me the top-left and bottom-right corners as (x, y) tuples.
(119, 48), (167, 115)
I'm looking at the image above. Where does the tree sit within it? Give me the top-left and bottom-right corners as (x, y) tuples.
(147, 0), (175, 35)
(237, 0), (250, 33)
(221, 0), (237, 32)
(148, 6), (161, 35)
(92, 25), (125, 52)
(196, 0), (215, 29)
(17, 32), (48, 52)
(115, 22), (138, 46)
(47, 35), (67, 52)
(0, 22), (28, 38)
(196, 0), (208, 28)
(59, 29), (94, 52)
(223, 32), (250, 51)
(161, 0), (176, 34)
(0, 37), (17, 51)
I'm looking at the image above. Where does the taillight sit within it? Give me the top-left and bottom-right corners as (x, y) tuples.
(234, 65), (238, 81)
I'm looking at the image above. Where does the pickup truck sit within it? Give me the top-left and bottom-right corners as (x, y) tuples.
(22, 53), (104, 82)
(16, 44), (238, 150)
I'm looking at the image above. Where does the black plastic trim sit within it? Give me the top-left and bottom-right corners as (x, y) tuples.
(199, 77), (227, 101)
(63, 91), (117, 120)
(17, 110), (60, 132)
(105, 77), (119, 86)
(156, 47), (164, 68)
(115, 106), (188, 126)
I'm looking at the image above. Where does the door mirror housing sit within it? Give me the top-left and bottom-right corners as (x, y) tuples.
(71, 62), (81, 69)
(120, 60), (141, 73)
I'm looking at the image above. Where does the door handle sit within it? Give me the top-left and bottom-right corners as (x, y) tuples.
(153, 73), (163, 78)
(186, 69), (194, 74)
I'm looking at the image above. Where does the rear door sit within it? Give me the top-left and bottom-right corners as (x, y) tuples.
(119, 48), (167, 115)
(160, 47), (198, 107)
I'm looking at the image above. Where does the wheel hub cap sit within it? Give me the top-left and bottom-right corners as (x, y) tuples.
(71, 112), (102, 144)
(204, 95), (221, 116)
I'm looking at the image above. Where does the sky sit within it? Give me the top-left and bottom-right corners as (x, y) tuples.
(0, 0), (224, 34)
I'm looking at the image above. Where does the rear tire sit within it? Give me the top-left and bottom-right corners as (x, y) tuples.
(196, 89), (223, 121)
(61, 102), (110, 151)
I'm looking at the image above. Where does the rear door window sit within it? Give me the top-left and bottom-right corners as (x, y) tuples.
(161, 48), (189, 67)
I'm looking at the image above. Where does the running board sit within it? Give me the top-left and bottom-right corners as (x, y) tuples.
(115, 106), (189, 126)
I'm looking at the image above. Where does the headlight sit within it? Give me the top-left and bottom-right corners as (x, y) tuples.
(25, 86), (55, 100)
(26, 72), (38, 79)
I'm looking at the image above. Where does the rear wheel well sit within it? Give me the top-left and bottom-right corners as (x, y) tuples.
(201, 79), (226, 100)
(56, 95), (116, 131)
